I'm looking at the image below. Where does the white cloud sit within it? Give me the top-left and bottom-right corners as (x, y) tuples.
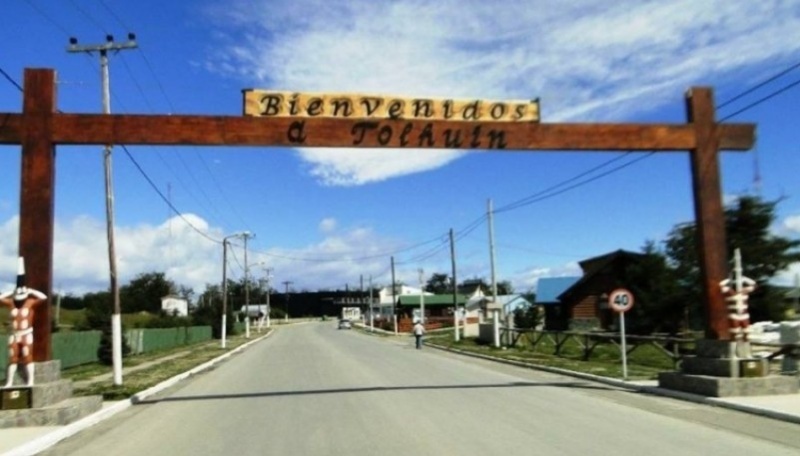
(0, 214), (404, 296)
(250, 225), (403, 291)
(785, 215), (800, 234)
(319, 217), (338, 233)
(510, 262), (582, 294)
(206, 0), (800, 185)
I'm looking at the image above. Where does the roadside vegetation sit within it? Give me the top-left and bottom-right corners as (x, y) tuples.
(426, 333), (675, 380)
(65, 333), (258, 400)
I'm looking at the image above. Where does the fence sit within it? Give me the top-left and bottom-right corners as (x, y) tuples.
(500, 328), (694, 368)
(496, 328), (800, 373)
(126, 326), (212, 355)
(1, 326), (213, 370)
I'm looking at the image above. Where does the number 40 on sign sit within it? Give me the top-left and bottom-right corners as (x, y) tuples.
(609, 288), (634, 313)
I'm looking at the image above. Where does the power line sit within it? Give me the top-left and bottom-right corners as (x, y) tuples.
(67, 0), (110, 34)
(718, 59), (800, 109)
(0, 67), (23, 92)
(121, 145), (222, 244)
(98, 0), (132, 31)
(22, 0), (72, 37)
(720, 76), (800, 121)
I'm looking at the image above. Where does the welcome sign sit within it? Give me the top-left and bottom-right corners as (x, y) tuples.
(243, 91), (540, 123)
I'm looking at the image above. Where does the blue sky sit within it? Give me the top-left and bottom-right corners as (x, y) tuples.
(2, 0), (800, 297)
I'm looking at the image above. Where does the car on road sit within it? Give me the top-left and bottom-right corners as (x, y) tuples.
(338, 319), (352, 330)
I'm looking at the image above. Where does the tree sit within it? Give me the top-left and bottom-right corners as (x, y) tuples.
(120, 272), (175, 313)
(425, 273), (451, 294)
(97, 325), (131, 365)
(665, 196), (800, 323)
(458, 277), (513, 295)
(193, 283), (236, 338)
(623, 241), (685, 334)
(513, 304), (542, 329)
(76, 291), (112, 330)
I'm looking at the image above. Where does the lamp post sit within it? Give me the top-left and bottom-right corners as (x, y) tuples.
(221, 231), (249, 348)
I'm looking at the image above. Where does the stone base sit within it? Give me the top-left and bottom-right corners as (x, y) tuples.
(0, 360), (103, 427)
(0, 396), (103, 427)
(1, 360), (62, 386)
(658, 371), (799, 397)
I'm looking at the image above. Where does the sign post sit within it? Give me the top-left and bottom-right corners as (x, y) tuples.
(609, 288), (634, 380)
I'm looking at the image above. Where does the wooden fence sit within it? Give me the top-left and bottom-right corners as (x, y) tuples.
(500, 328), (800, 373)
(502, 328), (694, 368)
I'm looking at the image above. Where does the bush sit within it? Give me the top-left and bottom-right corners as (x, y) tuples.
(97, 326), (132, 366)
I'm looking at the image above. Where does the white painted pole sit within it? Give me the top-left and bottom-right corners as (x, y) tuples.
(369, 275), (374, 333)
(620, 311), (628, 380)
(493, 310), (500, 348)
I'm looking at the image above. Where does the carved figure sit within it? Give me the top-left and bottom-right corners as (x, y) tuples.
(1, 257), (47, 387)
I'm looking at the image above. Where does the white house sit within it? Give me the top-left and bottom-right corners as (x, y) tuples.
(239, 304), (268, 319)
(161, 295), (188, 317)
(375, 285), (433, 319)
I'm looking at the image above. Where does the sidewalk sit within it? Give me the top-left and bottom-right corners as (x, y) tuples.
(0, 332), (273, 456)
(424, 342), (800, 424)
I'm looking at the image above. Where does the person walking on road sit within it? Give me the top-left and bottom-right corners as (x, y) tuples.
(413, 320), (425, 349)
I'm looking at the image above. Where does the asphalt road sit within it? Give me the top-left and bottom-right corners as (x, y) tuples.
(44, 323), (800, 456)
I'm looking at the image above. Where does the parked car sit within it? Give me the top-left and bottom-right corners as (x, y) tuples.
(338, 319), (352, 330)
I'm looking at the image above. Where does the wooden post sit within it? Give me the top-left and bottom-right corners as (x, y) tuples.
(19, 68), (57, 361)
(687, 88), (729, 340)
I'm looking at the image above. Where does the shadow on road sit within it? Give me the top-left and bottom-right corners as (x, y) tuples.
(134, 380), (614, 405)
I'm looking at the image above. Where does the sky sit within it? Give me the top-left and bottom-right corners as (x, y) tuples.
(1, 0), (800, 299)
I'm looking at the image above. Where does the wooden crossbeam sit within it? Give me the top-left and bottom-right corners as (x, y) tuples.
(1, 113), (754, 151)
(1, 68), (756, 361)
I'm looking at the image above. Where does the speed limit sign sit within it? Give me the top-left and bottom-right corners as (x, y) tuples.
(609, 288), (634, 313)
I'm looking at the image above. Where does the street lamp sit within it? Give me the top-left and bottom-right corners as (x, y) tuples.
(221, 231), (250, 348)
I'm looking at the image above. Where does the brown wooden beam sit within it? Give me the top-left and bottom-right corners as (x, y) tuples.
(687, 87), (729, 340)
(19, 68), (56, 361)
(0, 113), (755, 151)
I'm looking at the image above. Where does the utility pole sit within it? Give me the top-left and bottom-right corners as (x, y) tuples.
(391, 256), (398, 334)
(68, 34), (137, 386)
(418, 268), (425, 325)
(263, 267), (273, 328)
(360, 274), (364, 323)
(488, 199), (500, 348)
(242, 232), (255, 338)
(369, 275), (374, 332)
(450, 228), (460, 342)
(221, 232), (247, 348)
(221, 239), (230, 349)
(283, 281), (293, 322)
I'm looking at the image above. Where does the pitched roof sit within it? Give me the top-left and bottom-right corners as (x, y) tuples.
(578, 249), (644, 275)
(559, 249), (646, 301)
(535, 277), (580, 304)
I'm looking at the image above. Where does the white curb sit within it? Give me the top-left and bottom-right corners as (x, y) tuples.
(4, 331), (273, 456)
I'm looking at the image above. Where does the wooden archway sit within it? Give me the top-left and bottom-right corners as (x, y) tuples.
(0, 68), (755, 360)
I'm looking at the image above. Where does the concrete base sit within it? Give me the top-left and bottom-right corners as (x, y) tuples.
(659, 371), (798, 397)
(0, 396), (103, 427)
(0, 361), (102, 427)
(658, 339), (800, 397)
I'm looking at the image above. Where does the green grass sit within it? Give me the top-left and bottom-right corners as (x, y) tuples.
(65, 333), (256, 400)
(427, 334), (679, 380)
